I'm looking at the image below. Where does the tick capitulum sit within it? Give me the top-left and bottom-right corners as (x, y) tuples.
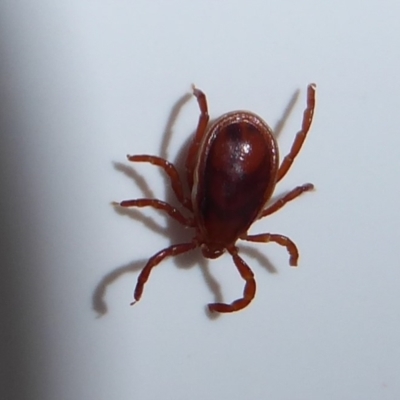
(115, 83), (316, 313)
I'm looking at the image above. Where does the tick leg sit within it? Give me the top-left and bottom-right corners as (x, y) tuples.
(259, 183), (314, 218)
(115, 198), (194, 227)
(208, 246), (256, 313)
(132, 242), (197, 304)
(127, 155), (192, 210)
(277, 84), (316, 182)
(243, 233), (299, 266)
(185, 86), (210, 189)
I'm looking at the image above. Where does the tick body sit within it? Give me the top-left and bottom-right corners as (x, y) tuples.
(116, 84), (316, 313)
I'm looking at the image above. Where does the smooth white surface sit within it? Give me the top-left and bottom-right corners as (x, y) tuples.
(1, 1), (400, 399)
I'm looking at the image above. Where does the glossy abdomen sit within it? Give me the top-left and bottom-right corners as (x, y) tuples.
(193, 112), (278, 245)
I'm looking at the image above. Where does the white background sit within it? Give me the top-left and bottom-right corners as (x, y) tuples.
(1, 1), (400, 399)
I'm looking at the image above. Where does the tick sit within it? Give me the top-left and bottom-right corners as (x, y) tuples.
(115, 84), (316, 313)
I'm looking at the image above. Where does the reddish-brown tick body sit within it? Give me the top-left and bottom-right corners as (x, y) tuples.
(116, 84), (316, 313)
(193, 113), (278, 258)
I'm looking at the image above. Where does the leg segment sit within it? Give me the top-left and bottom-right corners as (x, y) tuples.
(260, 183), (314, 218)
(277, 84), (316, 182)
(132, 242), (197, 304)
(116, 198), (194, 227)
(127, 155), (192, 210)
(185, 86), (210, 189)
(208, 246), (256, 313)
(243, 233), (299, 266)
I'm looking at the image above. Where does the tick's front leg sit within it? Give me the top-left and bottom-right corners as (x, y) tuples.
(243, 233), (299, 266)
(207, 246), (256, 313)
(132, 242), (197, 305)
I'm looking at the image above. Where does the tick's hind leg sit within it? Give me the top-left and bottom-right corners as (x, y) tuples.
(260, 183), (314, 218)
(132, 242), (197, 305)
(277, 84), (316, 182)
(185, 86), (210, 189)
(114, 198), (194, 227)
(208, 246), (256, 313)
(127, 155), (191, 210)
(243, 233), (299, 266)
